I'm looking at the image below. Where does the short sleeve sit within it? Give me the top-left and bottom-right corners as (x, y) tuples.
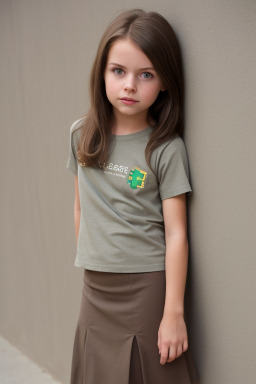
(66, 119), (81, 175)
(157, 136), (192, 200)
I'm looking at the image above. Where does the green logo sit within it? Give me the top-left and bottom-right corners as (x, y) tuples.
(127, 167), (147, 189)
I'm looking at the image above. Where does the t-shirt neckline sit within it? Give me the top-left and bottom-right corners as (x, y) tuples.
(111, 126), (153, 141)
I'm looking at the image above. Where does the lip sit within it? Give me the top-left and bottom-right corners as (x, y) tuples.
(120, 97), (138, 101)
(120, 97), (138, 105)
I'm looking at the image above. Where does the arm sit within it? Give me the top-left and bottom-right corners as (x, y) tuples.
(163, 193), (188, 317)
(74, 175), (81, 246)
(157, 193), (189, 365)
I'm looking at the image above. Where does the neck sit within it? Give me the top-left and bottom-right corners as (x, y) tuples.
(112, 110), (150, 135)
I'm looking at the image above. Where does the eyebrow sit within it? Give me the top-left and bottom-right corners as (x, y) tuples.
(108, 62), (156, 71)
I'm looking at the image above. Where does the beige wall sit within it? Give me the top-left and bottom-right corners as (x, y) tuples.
(1, 1), (255, 383)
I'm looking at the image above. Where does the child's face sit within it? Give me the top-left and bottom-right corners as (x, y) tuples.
(104, 38), (165, 124)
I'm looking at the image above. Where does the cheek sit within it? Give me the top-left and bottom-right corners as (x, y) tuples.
(105, 77), (118, 96)
(142, 84), (161, 103)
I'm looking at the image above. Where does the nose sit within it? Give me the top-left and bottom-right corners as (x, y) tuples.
(123, 74), (137, 93)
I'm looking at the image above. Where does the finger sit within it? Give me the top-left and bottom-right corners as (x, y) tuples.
(160, 345), (169, 365)
(166, 352), (172, 363)
(168, 344), (177, 362)
(182, 338), (188, 352)
(157, 335), (161, 355)
(176, 343), (183, 358)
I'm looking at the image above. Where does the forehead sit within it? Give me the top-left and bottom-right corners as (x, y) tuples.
(106, 38), (154, 68)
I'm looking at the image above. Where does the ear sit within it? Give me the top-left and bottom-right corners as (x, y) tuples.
(160, 82), (166, 92)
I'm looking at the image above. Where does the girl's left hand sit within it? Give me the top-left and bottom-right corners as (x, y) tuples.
(157, 313), (188, 365)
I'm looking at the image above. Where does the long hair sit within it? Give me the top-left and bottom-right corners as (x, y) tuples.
(75, 9), (185, 173)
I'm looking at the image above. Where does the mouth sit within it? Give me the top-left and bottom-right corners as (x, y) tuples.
(120, 97), (138, 105)
(120, 97), (138, 102)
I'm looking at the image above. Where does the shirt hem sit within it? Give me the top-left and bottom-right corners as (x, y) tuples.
(160, 185), (192, 200)
(74, 260), (165, 273)
(66, 164), (78, 175)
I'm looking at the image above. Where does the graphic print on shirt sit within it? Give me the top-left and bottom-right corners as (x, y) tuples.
(98, 162), (147, 190)
(127, 167), (147, 189)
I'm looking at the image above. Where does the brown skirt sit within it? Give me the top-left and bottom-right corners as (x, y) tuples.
(70, 269), (199, 384)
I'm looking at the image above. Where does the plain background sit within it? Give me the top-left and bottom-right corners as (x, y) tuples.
(0, 1), (255, 383)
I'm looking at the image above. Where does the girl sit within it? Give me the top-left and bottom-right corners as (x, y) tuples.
(66, 8), (199, 384)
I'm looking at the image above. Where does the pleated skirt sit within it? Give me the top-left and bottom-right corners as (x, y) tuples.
(70, 269), (199, 384)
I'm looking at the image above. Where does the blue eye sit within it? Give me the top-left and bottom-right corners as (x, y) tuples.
(141, 72), (152, 79)
(113, 68), (124, 75)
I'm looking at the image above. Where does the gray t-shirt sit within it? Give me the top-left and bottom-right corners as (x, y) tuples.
(66, 117), (192, 273)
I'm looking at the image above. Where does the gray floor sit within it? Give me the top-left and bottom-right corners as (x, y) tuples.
(0, 335), (62, 384)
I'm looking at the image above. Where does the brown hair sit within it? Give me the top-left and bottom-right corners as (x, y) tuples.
(75, 8), (185, 173)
